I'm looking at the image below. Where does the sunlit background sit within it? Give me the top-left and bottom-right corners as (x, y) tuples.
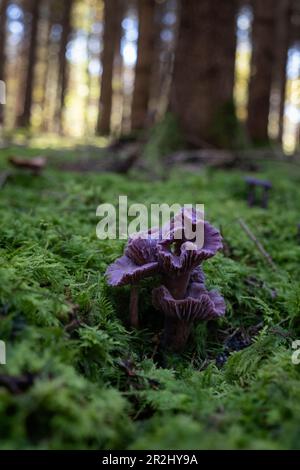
(3, 1), (300, 153)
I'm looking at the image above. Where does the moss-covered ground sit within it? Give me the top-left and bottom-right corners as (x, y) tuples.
(0, 145), (300, 449)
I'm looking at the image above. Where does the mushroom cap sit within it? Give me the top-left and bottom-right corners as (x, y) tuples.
(159, 206), (205, 243)
(106, 237), (159, 286)
(140, 207), (205, 243)
(157, 221), (223, 277)
(125, 237), (158, 265)
(152, 282), (225, 322)
(244, 176), (272, 189)
(106, 255), (158, 286)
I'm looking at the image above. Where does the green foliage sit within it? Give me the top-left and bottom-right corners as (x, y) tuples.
(0, 146), (300, 449)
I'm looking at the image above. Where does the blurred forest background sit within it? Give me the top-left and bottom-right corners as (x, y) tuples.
(0, 0), (299, 154)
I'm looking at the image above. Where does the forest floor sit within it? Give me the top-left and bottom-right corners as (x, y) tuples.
(0, 144), (300, 449)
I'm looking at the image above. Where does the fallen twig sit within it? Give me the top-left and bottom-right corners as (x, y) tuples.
(238, 218), (277, 270)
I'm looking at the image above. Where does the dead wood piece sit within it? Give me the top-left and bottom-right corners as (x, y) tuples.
(9, 155), (47, 173)
(58, 143), (140, 174)
(108, 135), (139, 152)
(165, 148), (258, 170)
(166, 149), (235, 168)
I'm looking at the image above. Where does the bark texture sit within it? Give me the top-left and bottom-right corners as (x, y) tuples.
(18, 0), (40, 128)
(170, 0), (237, 146)
(275, 0), (291, 144)
(131, 0), (156, 131)
(57, 0), (73, 131)
(247, 0), (276, 143)
(96, 0), (123, 136)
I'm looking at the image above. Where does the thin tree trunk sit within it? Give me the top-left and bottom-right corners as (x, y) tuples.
(247, 0), (276, 144)
(170, 0), (237, 146)
(40, 3), (53, 131)
(148, 0), (168, 124)
(213, 1), (237, 110)
(56, 0), (73, 133)
(0, 0), (8, 125)
(18, 0), (40, 128)
(112, 0), (125, 134)
(131, 0), (156, 131)
(96, 0), (123, 136)
(275, 0), (291, 144)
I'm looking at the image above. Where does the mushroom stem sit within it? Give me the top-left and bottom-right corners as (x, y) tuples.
(164, 273), (190, 300)
(130, 285), (139, 328)
(163, 315), (192, 352)
(161, 273), (192, 350)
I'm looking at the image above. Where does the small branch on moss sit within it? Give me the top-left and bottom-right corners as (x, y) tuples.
(238, 218), (277, 270)
(64, 318), (82, 333)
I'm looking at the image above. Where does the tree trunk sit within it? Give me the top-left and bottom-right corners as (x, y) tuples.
(96, 0), (123, 136)
(18, 0), (40, 128)
(170, 0), (237, 146)
(148, 0), (176, 124)
(0, 0), (8, 125)
(274, 0), (291, 144)
(56, 0), (73, 132)
(213, 1), (237, 111)
(247, 0), (276, 144)
(131, 0), (156, 131)
(40, 3), (53, 131)
(110, 0), (125, 134)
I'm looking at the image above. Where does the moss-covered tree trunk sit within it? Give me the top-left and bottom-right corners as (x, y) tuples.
(0, 0), (8, 126)
(96, 0), (123, 136)
(131, 0), (156, 131)
(169, 0), (237, 146)
(247, 0), (275, 144)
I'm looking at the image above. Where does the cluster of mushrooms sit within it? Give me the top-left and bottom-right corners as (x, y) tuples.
(106, 208), (225, 352)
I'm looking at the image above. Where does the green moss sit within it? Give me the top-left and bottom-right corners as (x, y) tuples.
(0, 146), (300, 449)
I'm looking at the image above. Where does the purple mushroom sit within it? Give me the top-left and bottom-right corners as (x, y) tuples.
(106, 237), (160, 327)
(105, 207), (225, 351)
(153, 282), (225, 351)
